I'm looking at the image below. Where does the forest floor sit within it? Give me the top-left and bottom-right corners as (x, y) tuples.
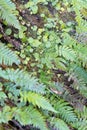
(0, 0), (87, 130)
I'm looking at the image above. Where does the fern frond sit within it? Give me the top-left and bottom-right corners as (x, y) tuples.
(58, 46), (76, 61)
(0, 0), (20, 29)
(52, 99), (77, 123)
(0, 68), (45, 94)
(72, 0), (87, 33)
(50, 117), (69, 130)
(73, 119), (87, 130)
(69, 72), (87, 97)
(20, 91), (56, 113)
(15, 106), (49, 130)
(0, 106), (14, 123)
(0, 106), (49, 130)
(72, 65), (87, 84)
(62, 33), (76, 46)
(74, 44), (87, 66)
(0, 42), (20, 65)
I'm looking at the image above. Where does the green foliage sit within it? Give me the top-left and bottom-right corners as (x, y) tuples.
(72, 0), (87, 32)
(50, 118), (69, 130)
(15, 106), (49, 130)
(54, 100), (77, 123)
(49, 95), (77, 123)
(0, 0), (20, 29)
(0, 0), (87, 130)
(0, 68), (45, 93)
(72, 107), (87, 130)
(0, 43), (56, 129)
(58, 46), (76, 61)
(20, 91), (56, 112)
(0, 106), (49, 130)
(0, 42), (20, 65)
(0, 106), (14, 123)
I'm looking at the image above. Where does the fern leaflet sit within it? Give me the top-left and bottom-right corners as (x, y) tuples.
(0, 0), (20, 29)
(20, 91), (56, 113)
(0, 42), (20, 65)
(0, 68), (45, 94)
(50, 117), (69, 130)
(15, 106), (49, 130)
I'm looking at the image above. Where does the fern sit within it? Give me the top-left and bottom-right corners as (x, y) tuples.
(0, 68), (46, 94)
(0, 0), (20, 29)
(0, 1), (87, 129)
(20, 91), (56, 113)
(58, 46), (76, 61)
(72, 107), (87, 130)
(0, 44), (56, 129)
(72, 65), (87, 84)
(0, 106), (15, 123)
(75, 32), (87, 45)
(50, 117), (69, 130)
(72, 0), (87, 33)
(15, 106), (49, 130)
(0, 106), (49, 130)
(51, 98), (77, 123)
(71, 65), (87, 97)
(73, 119), (87, 130)
(0, 42), (20, 65)
(74, 44), (87, 67)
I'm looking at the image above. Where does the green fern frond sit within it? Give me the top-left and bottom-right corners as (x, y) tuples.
(0, 106), (14, 123)
(69, 72), (87, 97)
(74, 44), (87, 66)
(0, 106), (49, 130)
(72, 65), (87, 84)
(0, 42), (20, 65)
(70, 65), (87, 97)
(72, 107), (87, 129)
(58, 46), (76, 61)
(73, 119), (87, 130)
(50, 117), (69, 130)
(20, 91), (56, 113)
(0, 0), (20, 29)
(53, 99), (77, 123)
(62, 33), (76, 46)
(0, 68), (45, 94)
(72, 0), (87, 33)
(15, 106), (49, 130)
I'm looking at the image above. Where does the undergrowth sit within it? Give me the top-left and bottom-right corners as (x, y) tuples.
(0, 0), (87, 130)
